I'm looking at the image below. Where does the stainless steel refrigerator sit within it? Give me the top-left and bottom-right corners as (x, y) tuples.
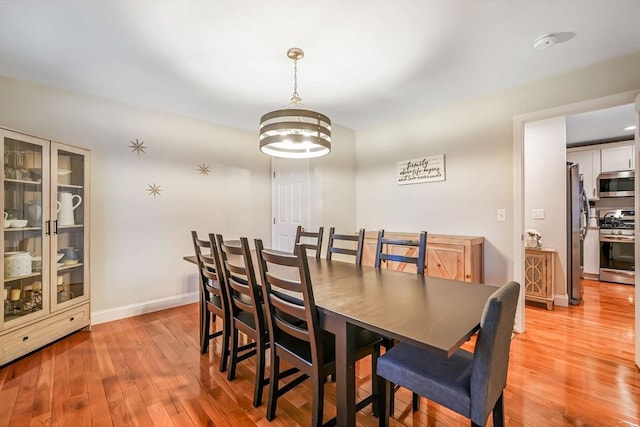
(567, 163), (588, 305)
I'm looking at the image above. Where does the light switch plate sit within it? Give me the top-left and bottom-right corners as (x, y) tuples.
(532, 209), (545, 219)
(497, 209), (506, 221)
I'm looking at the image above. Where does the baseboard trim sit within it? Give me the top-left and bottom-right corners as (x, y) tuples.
(554, 294), (569, 307)
(582, 272), (600, 280)
(91, 292), (199, 325)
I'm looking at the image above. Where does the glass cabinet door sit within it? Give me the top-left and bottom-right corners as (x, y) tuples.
(2, 131), (50, 328)
(52, 144), (88, 310)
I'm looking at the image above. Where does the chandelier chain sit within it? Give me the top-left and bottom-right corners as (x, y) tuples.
(291, 58), (301, 103)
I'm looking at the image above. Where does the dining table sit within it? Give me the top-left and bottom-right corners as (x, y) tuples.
(184, 253), (499, 426)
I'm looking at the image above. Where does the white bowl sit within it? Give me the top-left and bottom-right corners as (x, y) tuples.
(4, 219), (12, 228)
(10, 219), (28, 228)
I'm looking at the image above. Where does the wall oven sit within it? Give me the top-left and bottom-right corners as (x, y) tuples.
(599, 209), (635, 285)
(597, 171), (634, 198)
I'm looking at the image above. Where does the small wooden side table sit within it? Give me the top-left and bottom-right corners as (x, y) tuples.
(524, 247), (556, 310)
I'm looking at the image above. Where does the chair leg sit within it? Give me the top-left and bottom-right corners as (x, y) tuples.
(227, 326), (238, 381)
(377, 375), (390, 427)
(412, 392), (420, 411)
(371, 346), (380, 417)
(253, 337), (267, 407)
(266, 352), (280, 421)
(311, 374), (324, 427)
(389, 382), (395, 415)
(219, 316), (230, 372)
(492, 392), (505, 427)
(200, 303), (209, 354)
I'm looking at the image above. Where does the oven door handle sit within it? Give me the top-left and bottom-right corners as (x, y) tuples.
(599, 235), (635, 243)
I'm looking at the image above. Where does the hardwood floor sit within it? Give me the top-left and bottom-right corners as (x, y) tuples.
(0, 279), (637, 426)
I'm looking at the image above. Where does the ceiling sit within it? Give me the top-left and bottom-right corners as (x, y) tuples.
(0, 1), (639, 132)
(566, 103), (636, 145)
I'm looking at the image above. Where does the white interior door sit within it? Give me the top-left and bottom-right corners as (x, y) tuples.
(271, 157), (310, 251)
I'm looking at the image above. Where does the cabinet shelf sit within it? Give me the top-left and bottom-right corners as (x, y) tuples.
(4, 271), (42, 283)
(57, 262), (84, 271)
(57, 183), (83, 189)
(5, 227), (42, 232)
(57, 224), (83, 230)
(4, 178), (42, 185)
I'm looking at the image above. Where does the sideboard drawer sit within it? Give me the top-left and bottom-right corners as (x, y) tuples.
(1, 303), (89, 364)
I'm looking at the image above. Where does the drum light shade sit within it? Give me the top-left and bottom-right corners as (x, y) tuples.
(259, 108), (331, 158)
(259, 48), (331, 159)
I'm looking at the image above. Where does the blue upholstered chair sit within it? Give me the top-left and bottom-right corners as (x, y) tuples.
(376, 281), (520, 427)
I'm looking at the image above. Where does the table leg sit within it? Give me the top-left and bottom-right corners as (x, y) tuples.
(333, 318), (357, 426)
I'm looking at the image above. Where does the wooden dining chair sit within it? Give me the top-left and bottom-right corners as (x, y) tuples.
(376, 281), (521, 427)
(326, 227), (366, 265)
(295, 225), (324, 259)
(374, 229), (428, 412)
(255, 240), (382, 426)
(375, 229), (427, 274)
(216, 235), (269, 407)
(190, 231), (231, 372)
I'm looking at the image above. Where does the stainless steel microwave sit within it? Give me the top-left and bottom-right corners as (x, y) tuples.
(597, 171), (635, 198)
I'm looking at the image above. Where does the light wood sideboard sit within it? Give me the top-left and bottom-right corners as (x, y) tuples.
(524, 247), (555, 310)
(362, 231), (484, 283)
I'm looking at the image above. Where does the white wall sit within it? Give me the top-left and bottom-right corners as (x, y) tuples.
(0, 76), (272, 322)
(318, 125), (357, 237)
(524, 117), (567, 302)
(355, 52), (640, 286)
(0, 75), (357, 323)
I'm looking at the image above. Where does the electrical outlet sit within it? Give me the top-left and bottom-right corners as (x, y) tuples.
(532, 209), (545, 220)
(497, 209), (506, 221)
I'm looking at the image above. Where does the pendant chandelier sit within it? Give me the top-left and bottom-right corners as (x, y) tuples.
(259, 48), (331, 159)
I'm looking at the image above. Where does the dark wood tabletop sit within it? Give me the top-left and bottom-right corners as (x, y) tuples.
(185, 253), (499, 425)
(300, 258), (498, 357)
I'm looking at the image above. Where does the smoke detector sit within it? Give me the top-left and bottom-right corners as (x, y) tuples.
(533, 34), (557, 50)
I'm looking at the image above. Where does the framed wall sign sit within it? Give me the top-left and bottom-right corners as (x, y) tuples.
(397, 154), (446, 185)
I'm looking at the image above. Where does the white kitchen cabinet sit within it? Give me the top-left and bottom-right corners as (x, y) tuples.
(567, 148), (601, 200)
(601, 144), (635, 172)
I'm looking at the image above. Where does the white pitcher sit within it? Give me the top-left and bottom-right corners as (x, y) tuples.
(57, 192), (82, 226)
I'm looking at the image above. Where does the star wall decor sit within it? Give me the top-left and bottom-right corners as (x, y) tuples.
(197, 163), (210, 176)
(129, 138), (146, 155)
(146, 182), (162, 197)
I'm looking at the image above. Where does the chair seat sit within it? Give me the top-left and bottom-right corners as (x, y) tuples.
(234, 309), (270, 336)
(278, 328), (381, 366)
(207, 293), (223, 309)
(377, 342), (473, 418)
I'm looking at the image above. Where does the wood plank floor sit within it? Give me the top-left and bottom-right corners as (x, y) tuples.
(0, 279), (637, 426)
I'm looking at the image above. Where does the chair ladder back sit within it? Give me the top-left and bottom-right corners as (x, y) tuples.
(326, 227), (365, 265)
(374, 229), (428, 274)
(217, 236), (263, 322)
(295, 225), (324, 259)
(256, 241), (323, 364)
(191, 231), (226, 303)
